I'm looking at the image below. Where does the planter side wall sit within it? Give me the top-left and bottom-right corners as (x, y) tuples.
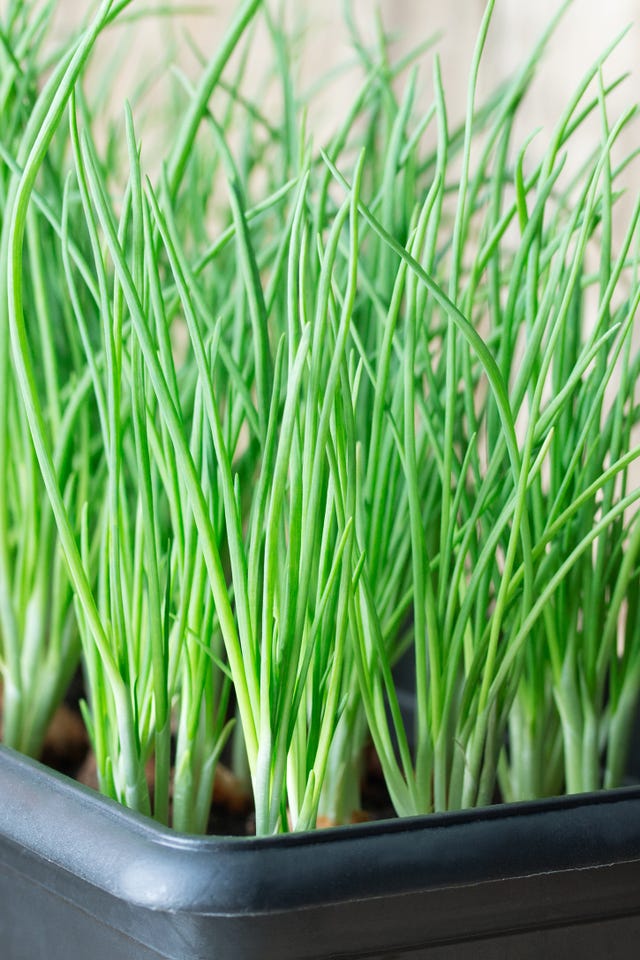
(3, 748), (640, 959)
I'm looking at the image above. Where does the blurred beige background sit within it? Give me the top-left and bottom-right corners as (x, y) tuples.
(45, 1), (639, 185)
(48, 1), (640, 112)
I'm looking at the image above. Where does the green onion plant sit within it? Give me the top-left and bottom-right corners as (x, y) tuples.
(1, 0), (639, 833)
(0, 0), (90, 758)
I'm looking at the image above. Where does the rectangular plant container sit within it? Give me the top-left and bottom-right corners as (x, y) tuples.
(2, 746), (640, 959)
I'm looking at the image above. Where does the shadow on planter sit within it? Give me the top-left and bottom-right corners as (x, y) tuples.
(1, 746), (640, 959)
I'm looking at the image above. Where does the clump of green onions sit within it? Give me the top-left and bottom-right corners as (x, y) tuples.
(2, 0), (639, 834)
(0, 0), (90, 757)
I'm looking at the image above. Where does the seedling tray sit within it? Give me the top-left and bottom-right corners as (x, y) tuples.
(2, 746), (640, 959)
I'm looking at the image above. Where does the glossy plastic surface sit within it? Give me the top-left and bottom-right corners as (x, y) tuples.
(1, 745), (640, 958)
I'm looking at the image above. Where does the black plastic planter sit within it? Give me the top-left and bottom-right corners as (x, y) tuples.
(2, 746), (640, 959)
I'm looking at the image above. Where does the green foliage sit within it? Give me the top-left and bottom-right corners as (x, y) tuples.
(1, 0), (639, 832)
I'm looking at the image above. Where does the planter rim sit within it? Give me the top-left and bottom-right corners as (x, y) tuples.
(2, 743), (640, 917)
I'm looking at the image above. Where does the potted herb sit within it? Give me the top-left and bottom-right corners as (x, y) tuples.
(1, 0), (640, 956)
